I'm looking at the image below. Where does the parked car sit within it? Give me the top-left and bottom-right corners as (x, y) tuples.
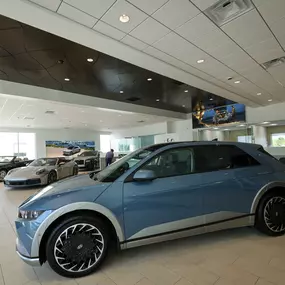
(0, 156), (33, 181)
(5, 157), (78, 187)
(63, 146), (81, 156)
(74, 150), (100, 171)
(15, 142), (285, 277)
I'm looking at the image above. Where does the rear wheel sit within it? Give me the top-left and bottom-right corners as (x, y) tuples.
(46, 216), (109, 278)
(47, 171), (57, 185)
(73, 166), (78, 176)
(0, 169), (7, 180)
(255, 192), (285, 236)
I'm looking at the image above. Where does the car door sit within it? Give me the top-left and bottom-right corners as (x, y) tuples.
(57, 158), (69, 179)
(193, 144), (265, 226)
(123, 146), (205, 244)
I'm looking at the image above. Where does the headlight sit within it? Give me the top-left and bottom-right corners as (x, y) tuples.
(18, 210), (44, 220)
(36, 168), (47, 175)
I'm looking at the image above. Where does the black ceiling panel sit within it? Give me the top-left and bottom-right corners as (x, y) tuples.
(0, 14), (235, 113)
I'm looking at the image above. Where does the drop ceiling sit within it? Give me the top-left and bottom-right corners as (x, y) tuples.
(0, 13), (236, 114)
(0, 93), (174, 131)
(22, 0), (285, 106)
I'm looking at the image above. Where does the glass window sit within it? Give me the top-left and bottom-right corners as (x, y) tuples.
(193, 145), (259, 173)
(139, 148), (194, 178)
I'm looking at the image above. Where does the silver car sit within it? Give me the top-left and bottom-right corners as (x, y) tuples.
(4, 157), (78, 187)
(74, 150), (100, 170)
(63, 146), (81, 156)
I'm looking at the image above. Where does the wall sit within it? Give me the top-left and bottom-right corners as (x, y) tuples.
(0, 128), (102, 158)
(266, 126), (285, 145)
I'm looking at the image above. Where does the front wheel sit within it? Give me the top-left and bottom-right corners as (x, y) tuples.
(46, 216), (109, 278)
(73, 166), (78, 176)
(255, 193), (285, 236)
(47, 171), (57, 185)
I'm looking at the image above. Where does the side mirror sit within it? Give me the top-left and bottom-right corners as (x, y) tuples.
(133, 170), (156, 182)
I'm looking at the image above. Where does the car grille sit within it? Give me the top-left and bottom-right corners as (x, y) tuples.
(75, 160), (84, 165)
(5, 179), (41, 186)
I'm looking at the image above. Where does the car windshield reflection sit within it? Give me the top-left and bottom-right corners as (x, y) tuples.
(30, 158), (57, 167)
(0, 156), (14, 163)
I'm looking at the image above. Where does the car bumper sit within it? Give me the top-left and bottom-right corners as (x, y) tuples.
(16, 238), (40, 266)
(4, 178), (43, 187)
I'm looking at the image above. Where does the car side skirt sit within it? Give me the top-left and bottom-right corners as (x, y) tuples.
(120, 212), (253, 250)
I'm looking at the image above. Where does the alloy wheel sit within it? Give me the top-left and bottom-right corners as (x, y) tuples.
(264, 196), (285, 233)
(54, 223), (104, 273)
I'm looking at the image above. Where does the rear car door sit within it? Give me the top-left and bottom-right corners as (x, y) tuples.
(123, 146), (205, 243)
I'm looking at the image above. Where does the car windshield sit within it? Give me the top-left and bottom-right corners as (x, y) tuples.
(94, 145), (165, 182)
(0, 156), (14, 163)
(30, 158), (57, 167)
(67, 146), (74, 150)
(79, 151), (95, 157)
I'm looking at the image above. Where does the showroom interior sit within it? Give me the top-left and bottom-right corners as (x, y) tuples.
(1, 0), (285, 284)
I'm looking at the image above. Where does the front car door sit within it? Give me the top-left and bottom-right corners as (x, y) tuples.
(123, 146), (206, 247)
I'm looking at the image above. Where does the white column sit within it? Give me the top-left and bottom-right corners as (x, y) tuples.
(252, 126), (268, 147)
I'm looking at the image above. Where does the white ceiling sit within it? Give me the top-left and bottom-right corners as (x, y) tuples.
(0, 94), (175, 131)
(25, 0), (285, 107)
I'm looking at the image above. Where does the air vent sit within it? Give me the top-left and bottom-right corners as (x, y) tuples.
(126, 97), (140, 102)
(262, 56), (285, 70)
(204, 0), (253, 26)
(45, 110), (55, 114)
(23, 116), (34, 120)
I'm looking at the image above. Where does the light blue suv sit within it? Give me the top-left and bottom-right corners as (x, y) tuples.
(15, 142), (285, 277)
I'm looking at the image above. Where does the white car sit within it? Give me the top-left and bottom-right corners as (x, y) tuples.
(4, 157), (78, 187)
(63, 146), (81, 156)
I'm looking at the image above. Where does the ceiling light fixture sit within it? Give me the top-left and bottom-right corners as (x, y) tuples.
(263, 121), (270, 124)
(209, 98), (213, 101)
(224, 129), (229, 131)
(156, 99), (160, 102)
(239, 124), (245, 127)
(87, 58), (94, 62)
(268, 99), (273, 102)
(270, 123), (277, 126)
(182, 105), (186, 107)
(147, 78), (152, 81)
(64, 78), (70, 81)
(213, 127), (219, 130)
(257, 92), (262, 96)
(184, 90), (189, 93)
(119, 14), (130, 23)
(234, 80), (241, 84)
(120, 90), (124, 94)
(197, 59), (205, 64)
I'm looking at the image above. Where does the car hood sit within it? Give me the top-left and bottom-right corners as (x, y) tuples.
(19, 174), (111, 210)
(7, 166), (52, 178)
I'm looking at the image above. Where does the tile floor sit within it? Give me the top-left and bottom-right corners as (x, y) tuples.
(0, 183), (285, 285)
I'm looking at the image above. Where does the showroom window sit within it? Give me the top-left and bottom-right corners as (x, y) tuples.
(0, 132), (36, 159)
(100, 135), (111, 153)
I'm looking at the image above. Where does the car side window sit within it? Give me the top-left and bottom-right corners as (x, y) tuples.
(140, 148), (194, 178)
(193, 145), (259, 173)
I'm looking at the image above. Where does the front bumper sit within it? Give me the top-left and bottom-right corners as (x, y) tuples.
(16, 238), (40, 267)
(4, 178), (42, 187)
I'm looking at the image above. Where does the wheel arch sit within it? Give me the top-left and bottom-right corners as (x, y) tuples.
(251, 182), (285, 214)
(31, 202), (124, 260)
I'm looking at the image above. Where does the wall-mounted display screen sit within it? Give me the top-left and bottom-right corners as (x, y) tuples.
(271, 134), (285, 147)
(192, 103), (246, 129)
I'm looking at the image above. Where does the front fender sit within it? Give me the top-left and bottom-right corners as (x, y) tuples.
(31, 202), (124, 257)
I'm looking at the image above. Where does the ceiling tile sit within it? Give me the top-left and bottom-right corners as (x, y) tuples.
(130, 18), (170, 45)
(244, 37), (285, 64)
(101, 0), (148, 33)
(254, 0), (285, 25)
(269, 16), (285, 49)
(153, 0), (200, 30)
(268, 64), (285, 86)
(63, 0), (116, 19)
(222, 9), (274, 49)
(121, 35), (148, 50)
(58, 3), (98, 28)
(93, 21), (126, 40)
(190, 0), (218, 11)
(29, 0), (61, 11)
(126, 0), (168, 15)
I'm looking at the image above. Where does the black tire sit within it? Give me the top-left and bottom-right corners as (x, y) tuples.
(0, 169), (7, 181)
(255, 191), (285, 236)
(47, 171), (57, 185)
(73, 166), (78, 176)
(46, 216), (109, 278)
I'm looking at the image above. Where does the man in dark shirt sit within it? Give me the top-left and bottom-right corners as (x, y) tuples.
(105, 149), (114, 167)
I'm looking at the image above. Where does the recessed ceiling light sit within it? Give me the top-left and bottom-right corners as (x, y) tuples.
(270, 123), (277, 126)
(268, 99), (273, 102)
(209, 98), (213, 101)
(224, 129), (229, 131)
(64, 78), (70, 81)
(263, 121), (270, 124)
(239, 124), (245, 127)
(147, 78), (152, 81)
(213, 127), (219, 130)
(184, 90), (189, 93)
(156, 99), (160, 102)
(234, 80), (241, 84)
(87, 58), (93, 62)
(257, 92), (262, 96)
(120, 90), (124, 94)
(182, 105), (186, 107)
(119, 14), (130, 23)
(197, 59), (204, 64)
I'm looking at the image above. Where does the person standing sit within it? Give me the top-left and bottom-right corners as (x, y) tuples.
(105, 149), (114, 167)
